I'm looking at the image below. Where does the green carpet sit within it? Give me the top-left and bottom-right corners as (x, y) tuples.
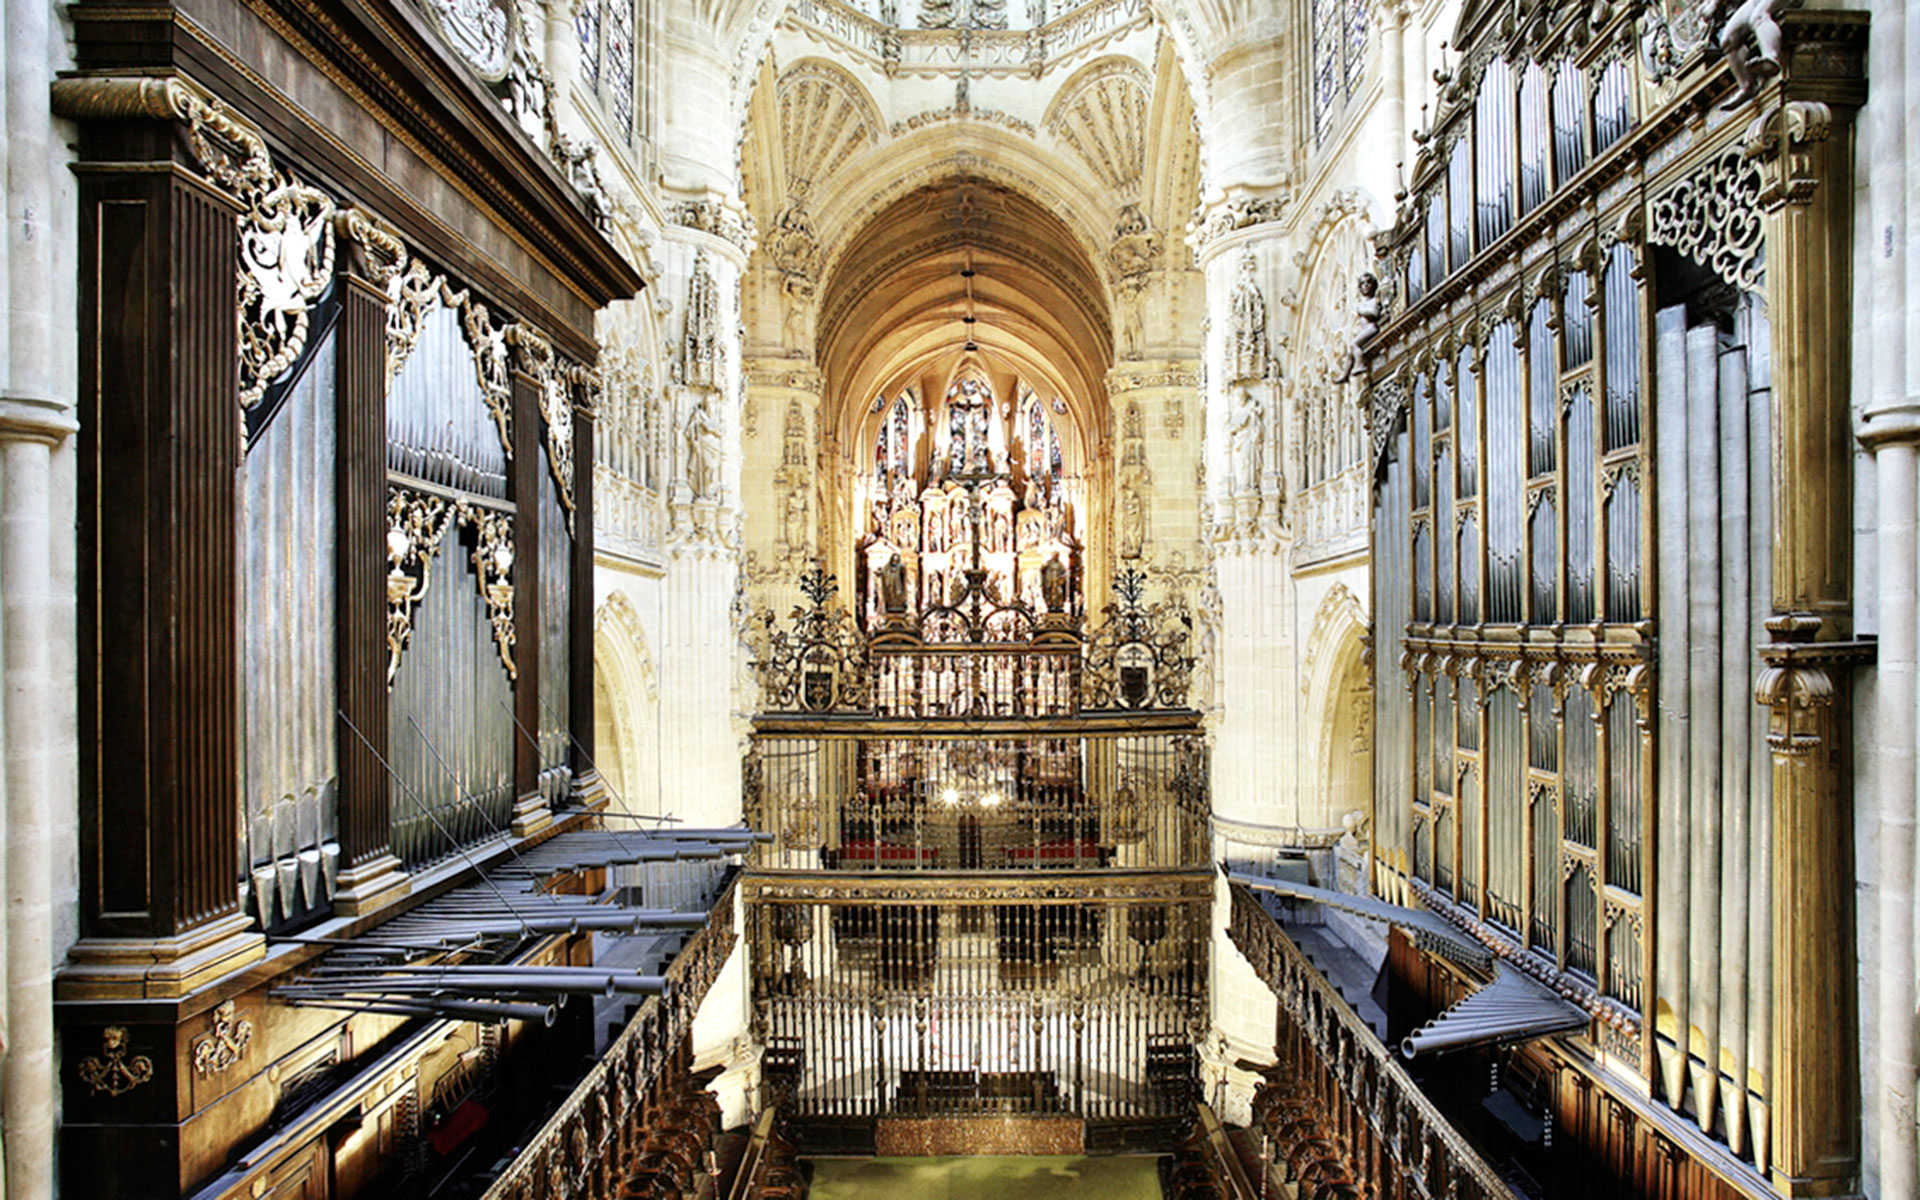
(806, 1155), (1162, 1200)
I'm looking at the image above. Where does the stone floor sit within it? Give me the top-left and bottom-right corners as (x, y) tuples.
(806, 1155), (1164, 1200)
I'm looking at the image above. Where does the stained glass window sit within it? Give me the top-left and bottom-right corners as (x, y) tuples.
(875, 395), (913, 483)
(606, 0), (635, 137)
(1025, 395), (1062, 486)
(1313, 0), (1371, 146)
(576, 0), (602, 86)
(578, 0), (638, 140)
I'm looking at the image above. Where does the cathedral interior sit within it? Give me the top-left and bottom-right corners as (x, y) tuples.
(0, 0), (1914, 1196)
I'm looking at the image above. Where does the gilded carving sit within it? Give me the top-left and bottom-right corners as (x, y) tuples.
(1364, 378), (1409, 468)
(1646, 144), (1765, 293)
(237, 177), (337, 414)
(457, 501), (518, 680)
(508, 326), (578, 529)
(460, 299), (516, 457)
(386, 488), (456, 685)
(355, 226), (515, 462)
(78, 1027), (155, 1098)
(191, 1000), (255, 1078)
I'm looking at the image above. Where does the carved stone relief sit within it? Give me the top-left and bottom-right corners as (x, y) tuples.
(681, 252), (722, 390)
(420, 0), (518, 83)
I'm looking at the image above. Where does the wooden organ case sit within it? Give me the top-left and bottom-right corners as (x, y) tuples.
(743, 564), (1209, 1154)
(1360, 1), (1870, 1196)
(49, 0), (658, 1190)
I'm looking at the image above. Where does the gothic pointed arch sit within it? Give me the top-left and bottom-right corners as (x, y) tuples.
(593, 588), (659, 811)
(1301, 582), (1371, 831)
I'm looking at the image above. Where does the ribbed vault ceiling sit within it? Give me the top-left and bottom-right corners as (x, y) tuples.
(817, 179), (1113, 456)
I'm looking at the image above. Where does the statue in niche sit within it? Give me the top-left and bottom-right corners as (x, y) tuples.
(1040, 554), (1069, 613)
(879, 553), (908, 615)
(1228, 252), (1270, 384)
(1120, 295), (1146, 360)
(1336, 272), (1381, 384)
(782, 487), (809, 554)
(683, 393), (722, 501)
(1119, 486), (1146, 559)
(1226, 385), (1264, 495)
(1045, 495), (1069, 542)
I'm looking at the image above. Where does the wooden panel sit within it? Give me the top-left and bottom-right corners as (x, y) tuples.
(874, 1117), (1084, 1156)
(570, 399), (595, 771)
(79, 164), (245, 939)
(511, 369), (541, 804)
(335, 272), (391, 870)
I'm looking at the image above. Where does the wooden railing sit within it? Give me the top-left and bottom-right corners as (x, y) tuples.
(1227, 883), (1517, 1200)
(479, 875), (739, 1200)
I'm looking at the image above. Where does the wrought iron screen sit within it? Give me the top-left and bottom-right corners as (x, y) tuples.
(747, 729), (1208, 872)
(751, 892), (1207, 1122)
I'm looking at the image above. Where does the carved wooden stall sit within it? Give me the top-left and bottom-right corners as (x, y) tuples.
(742, 566), (1209, 1153)
(1228, 883), (1519, 1200)
(1362, 0), (1869, 1194)
(48, 0), (661, 1187)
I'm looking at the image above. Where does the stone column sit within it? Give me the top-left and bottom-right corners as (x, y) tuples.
(1198, 221), (1298, 829)
(544, 0), (583, 116)
(1, 0), (73, 1188)
(1198, 25), (1294, 203)
(1860, 1), (1917, 1194)
(659, 212), (749, 826)
(1375, 0), (1410, 181)
(0, 424), (69, 1200)
(1742, 16), (1870, 1195)
(1198, 215), (1300, 1125)
(1862, 420), (1919, 1200)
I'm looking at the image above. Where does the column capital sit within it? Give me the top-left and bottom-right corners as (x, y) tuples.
(0, 395), (79, 445)
(1858, 401), (1920, 450)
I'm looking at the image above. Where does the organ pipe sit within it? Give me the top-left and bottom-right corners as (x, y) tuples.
(240, 328), (341, 928)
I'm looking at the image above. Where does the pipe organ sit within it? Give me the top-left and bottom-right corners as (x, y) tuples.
(55, 0), (639, 1183)
(744, 561), (1208, 1151)
(1363, 2), (1868, 1194)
